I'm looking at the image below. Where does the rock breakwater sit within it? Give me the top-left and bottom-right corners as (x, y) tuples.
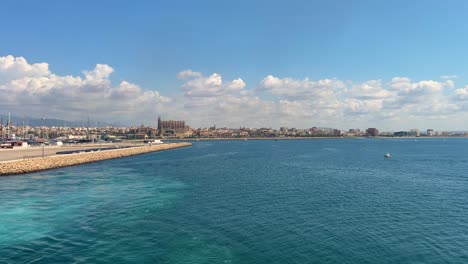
(0, 142), (191, 176)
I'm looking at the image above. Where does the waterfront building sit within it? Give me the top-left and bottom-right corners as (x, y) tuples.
(348, 128), (361, 133)
(332, 129), (342, 137)
(394, 131), (409, 137)
(366, 128), (379, 137)
(427, 129), (434, 136)
(379, 131), (394, 137)
(410, 129), (420, 137)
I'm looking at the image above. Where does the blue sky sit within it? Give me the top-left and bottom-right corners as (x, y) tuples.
(1, 0), (468, 129)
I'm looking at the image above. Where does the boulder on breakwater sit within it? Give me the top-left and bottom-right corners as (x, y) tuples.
(0, 142), (191, 176)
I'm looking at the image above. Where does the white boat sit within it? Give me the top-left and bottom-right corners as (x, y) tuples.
(384, 153), (392, 158)
(149, 139), (164, 144)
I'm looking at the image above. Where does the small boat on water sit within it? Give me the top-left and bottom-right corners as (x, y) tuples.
(384, 153), (392, 158)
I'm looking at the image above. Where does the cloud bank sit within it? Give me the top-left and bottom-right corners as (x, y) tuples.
(1, 55), (467, 130)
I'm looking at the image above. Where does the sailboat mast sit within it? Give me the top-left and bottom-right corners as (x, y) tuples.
(7, 112), (10, 139)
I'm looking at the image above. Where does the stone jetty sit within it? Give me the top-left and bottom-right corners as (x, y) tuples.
(0, 142), (191, 176)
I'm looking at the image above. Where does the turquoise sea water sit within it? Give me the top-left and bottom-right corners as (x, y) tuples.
(1, 139), (468, 263)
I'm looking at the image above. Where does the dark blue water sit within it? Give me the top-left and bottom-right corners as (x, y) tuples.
(1, 139), (468, 263)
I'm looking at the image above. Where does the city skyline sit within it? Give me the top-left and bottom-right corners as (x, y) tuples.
(0, 114), (464, 137)
(1, 118), (464, 142)
(2, 1), (468, 130)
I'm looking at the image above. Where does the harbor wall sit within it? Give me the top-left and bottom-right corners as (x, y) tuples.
(0, 142), (191, 176)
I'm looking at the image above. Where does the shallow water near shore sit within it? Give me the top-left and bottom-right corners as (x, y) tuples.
(1, 139), (468, 263)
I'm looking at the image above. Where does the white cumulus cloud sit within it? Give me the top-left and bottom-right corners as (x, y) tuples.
(0, 55), (50, 83)
(2, 54), (468, 130)
(0, 55), (170, 124)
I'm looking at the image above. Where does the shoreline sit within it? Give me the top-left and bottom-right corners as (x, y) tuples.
(165, 137), (342, 141)
(0, 142), (191, 176)
(164, 136), (465, 141)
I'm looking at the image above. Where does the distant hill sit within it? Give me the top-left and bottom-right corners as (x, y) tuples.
(0, 115), (126, 127)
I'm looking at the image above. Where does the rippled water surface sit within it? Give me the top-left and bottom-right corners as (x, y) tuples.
(1, 139), (468, 263)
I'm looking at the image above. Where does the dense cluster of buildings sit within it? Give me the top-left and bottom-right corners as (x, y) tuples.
(1, 116), (468, 144)
(191, 127), (466, 138)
